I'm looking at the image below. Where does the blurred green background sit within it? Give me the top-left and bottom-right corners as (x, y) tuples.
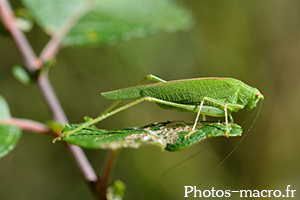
(0, 0), (299, 199)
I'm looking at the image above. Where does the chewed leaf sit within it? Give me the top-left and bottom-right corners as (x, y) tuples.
(59, 121), (242, 151)
(165, 122), (242, 151)
(60, 124), (166, 150)
(22, 0), (193, 46)
(0, 96), (22, 159)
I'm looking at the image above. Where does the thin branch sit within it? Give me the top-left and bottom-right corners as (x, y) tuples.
(98, 149), (120, 200)
(0, 0), (98, 191)
(0, 118), (49, 134)
(68, 144), (99, 183)
(37, 74), (69, 124)
(39, 0), (93, 62)
(37, 74), (98, 183)
(0, 0), (42, 71)
(39, 75), (99, 183)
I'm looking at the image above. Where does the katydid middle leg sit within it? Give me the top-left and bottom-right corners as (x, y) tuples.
(185, 97), (243, 138)
(185, 99), (205, 138)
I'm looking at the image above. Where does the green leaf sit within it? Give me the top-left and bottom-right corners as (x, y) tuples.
(15, 8), (34, 32)
(59, 121), (242, 151)
(21, 0), (193, 46)
(107, 180), (126, 200)
(12, 65), (33, 86)
(0, 96), (22, 159)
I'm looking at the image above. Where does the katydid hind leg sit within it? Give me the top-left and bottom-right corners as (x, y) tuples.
(67, 97), (151, 136)
(136, 74), (166, 86)
(101, 75), (166, 115)
(59, 98), (155, 140)
(69, 96), (198, 137)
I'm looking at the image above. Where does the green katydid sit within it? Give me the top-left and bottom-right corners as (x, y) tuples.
(61, 74), (264, 139)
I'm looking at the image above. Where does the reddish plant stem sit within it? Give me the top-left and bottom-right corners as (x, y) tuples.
(39, 0), (92, 62)
(0, 0), (42, 71)
(0, 0), (98, 193)
(37, 73), (99, 184)
(37, 74), (69, 124)
(0, 118), (49, 134)
(98, 149), (120, 200)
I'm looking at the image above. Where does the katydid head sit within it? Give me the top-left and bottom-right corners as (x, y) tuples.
(246, 88), (264, 111)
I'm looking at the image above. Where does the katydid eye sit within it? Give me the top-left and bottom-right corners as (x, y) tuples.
(255, 93), (260, 98)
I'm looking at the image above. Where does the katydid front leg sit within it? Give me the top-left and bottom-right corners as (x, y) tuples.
(224, 104), (229, 137)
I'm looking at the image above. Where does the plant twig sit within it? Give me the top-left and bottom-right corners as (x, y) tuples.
(0, 0), (98, 192)
(0, 118), (49, 134)
(98, 149), (120, 200)
(39, 0), (93, 62)
(37, 73), (69, 123)
(68, 144), (99, 183)
(0, 0), (42, 71)
(37, 73), (99, 184)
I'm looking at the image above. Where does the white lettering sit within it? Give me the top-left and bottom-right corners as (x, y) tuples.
(267, 190), (273, 197)
(261, 190), (267, 197)
(194, 186), (202, 197)
(216, 190), (224, 197)
(273, 190), (281, 197)
(291, 190), (296, 197)
(286, 185), (290, 197)
(183, 185), (296, 198)
(202, 190), (211, 197)
(211, 187), (216, 197)
(240, 190), (252, 197)
(184, 186), (193, 197)
(225, 190), (231, 197)
(252, 190), (260, 197)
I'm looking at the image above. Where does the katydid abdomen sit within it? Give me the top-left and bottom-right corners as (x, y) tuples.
(102, 78), (237, 102)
